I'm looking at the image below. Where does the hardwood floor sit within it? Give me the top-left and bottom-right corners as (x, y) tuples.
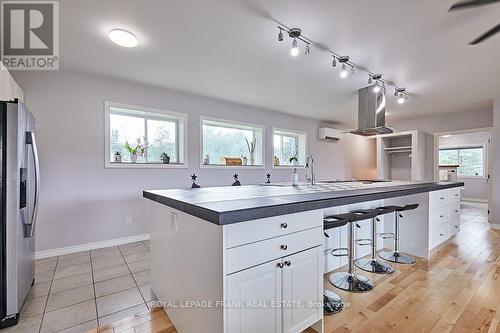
(92, 203), (498, 333)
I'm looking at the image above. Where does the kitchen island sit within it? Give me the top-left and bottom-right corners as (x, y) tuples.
(143, 180), (463, 333)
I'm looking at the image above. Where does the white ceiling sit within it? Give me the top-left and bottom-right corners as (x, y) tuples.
(59, 0), (500, 126)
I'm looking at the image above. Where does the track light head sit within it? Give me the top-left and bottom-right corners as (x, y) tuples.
(278, 28), (283, 42)
(398, 93), (406, 104)
(368, 75), (373, 84)
(340, 64), (349, 78)
(394, 88), (399, 97)
(305, 43), (310, 55)
(373, 82), (381, 93)
(332, 56), (337, 67)
(349, 65), (355, 76)
(290, 38), (299, 56)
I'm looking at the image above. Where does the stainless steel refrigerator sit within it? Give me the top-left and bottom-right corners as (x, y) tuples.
(0, 101), (39, 329)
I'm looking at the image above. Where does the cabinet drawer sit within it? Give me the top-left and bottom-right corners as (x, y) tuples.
(429, 206), (449, 229)
(449, 202), (460, 222)
(225, 227), (322, 275)
(429, 224), (448, 249)
(448, 220), (460, 237)
(224, 210), (323, 249)
(429, 189), (450, 210)
(450, 188), (461, 203)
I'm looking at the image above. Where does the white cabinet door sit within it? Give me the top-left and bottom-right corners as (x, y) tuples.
(282, 247), (323, 333)
(226, 259), (282, 333)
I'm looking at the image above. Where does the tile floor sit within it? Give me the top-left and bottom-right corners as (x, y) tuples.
(4, 240), (154, 333)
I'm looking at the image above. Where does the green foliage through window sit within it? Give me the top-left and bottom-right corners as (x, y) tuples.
(439, 147), (484, 177)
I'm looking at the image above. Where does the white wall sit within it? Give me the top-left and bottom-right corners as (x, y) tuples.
(12, 70), (374, 251)
(439, 132), (490, 201)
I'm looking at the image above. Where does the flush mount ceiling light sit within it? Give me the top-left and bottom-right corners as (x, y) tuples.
(275, 24), (410, 105)
(276, 27), (311, 57)
(109, 29), (138, 47)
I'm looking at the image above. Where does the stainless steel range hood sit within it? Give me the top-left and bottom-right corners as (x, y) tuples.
(350, 86), (393, 136)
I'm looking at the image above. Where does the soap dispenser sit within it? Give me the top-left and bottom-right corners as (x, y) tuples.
(291, 168), (299, 187)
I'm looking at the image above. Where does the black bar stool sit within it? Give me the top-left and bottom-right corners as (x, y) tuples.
(352, 209), (394, 274)
(328, 210), (379, 293)
(323, 214), (350, 314)
(377, 204), (419, 264)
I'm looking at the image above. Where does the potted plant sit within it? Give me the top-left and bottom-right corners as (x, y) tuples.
(160, 153), (170, 164)
(124, 137), (148, 163)
(289, 155), (298, 166)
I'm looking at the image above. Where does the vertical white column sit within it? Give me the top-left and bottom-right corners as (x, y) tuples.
(492, 98), (500, 227)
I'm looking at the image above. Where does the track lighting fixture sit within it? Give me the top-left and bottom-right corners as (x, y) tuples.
(291, 38), (299, 56)
(275, 25), (410, 105)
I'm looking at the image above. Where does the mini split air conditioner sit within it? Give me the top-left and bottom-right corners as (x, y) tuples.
(318, 127), (343, 141)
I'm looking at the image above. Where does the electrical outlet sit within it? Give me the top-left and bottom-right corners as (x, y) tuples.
(170, 212), (178, 231)
(125, 217), (132, 226)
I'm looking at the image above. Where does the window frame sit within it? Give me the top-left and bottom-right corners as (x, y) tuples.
(104, 101), (188, 169)
(272, 127), (308, 169)
(438, 144), (486, 179)
(199, 116), (265, 169)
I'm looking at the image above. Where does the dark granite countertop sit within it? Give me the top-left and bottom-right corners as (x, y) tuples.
(143, 181), (464, 225)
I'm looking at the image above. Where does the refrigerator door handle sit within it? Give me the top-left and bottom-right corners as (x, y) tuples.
(26, 131), (40, 238)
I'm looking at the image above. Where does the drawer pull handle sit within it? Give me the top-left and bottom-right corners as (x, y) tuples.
(440, 215), (444, 218)
(281, 223), (288, 229)
(281, 245), (288, 250)
(455, 210), (459, 213)
(440, 233), (444, 236)
(454, 226), (458, 228)
(455, 194), (459, 197)
(277, 262), (284, 268)
(440, 197), (445, 200)
(284, 261), (291, 267)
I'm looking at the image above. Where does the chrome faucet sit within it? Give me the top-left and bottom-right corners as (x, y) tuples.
(305, 154), (315, 185)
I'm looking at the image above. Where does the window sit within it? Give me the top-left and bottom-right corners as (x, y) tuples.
(201, 117), (264, 167)
(273, 129), (307, 167)
(105, 102), (187, 168)
(439, 146), (484, 177)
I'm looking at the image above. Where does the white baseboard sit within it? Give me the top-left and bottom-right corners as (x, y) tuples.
(462, 197), (488, 203)
(491, 224), (500, 230)
(35, 233), (151, 260)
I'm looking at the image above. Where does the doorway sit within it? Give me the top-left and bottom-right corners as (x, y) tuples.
(433, 128), (492, 222)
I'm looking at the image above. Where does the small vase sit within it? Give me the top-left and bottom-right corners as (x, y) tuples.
(130, 153), (138, 163)
(249, 154), (254, 166)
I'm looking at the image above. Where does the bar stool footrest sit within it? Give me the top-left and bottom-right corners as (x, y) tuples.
(378, 232), (395, 240)
(354, 238), (372, 246)
(331, 247), (349, 257)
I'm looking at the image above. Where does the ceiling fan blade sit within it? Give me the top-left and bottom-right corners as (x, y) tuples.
(449, 0), (500, 11)
(469, 23), (500, 44)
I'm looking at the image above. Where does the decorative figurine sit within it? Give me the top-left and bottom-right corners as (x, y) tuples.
(191, 174), (200, 188)
(113, 152), (122, 163)
(232, 173), (241, 186)
(266, 173), (271, 183)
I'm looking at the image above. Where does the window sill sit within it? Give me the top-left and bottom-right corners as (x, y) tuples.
(272, 164), (306, 169)
(199, 164), (265, 170)
(105, 162), (188, 169)
(457, 176), (486, 180)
